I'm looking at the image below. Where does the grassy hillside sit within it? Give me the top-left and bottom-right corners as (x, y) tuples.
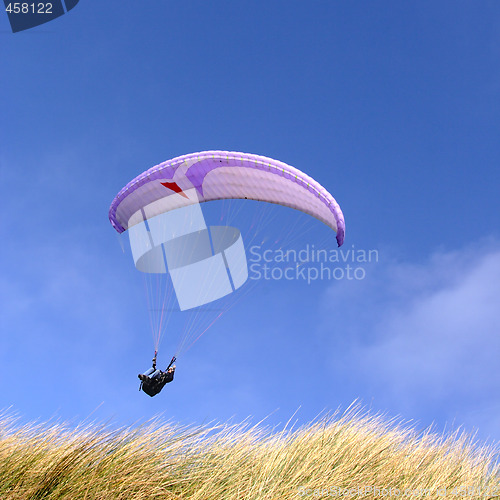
(0, 408), (498, 499)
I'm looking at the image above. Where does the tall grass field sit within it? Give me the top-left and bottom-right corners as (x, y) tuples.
(0, 408), (498, 499)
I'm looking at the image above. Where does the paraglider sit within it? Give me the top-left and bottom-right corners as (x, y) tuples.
(109, 151), (345, 393)
(138, 352), (176, 397)
(109, 151), (345, 246)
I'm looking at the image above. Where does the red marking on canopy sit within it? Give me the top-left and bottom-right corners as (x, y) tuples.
(161, 181), (188, 199)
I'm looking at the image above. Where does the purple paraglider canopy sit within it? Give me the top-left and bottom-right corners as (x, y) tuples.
(109, 151), (345, 246)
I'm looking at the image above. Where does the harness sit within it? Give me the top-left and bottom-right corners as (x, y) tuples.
(139, 354), (177, 394)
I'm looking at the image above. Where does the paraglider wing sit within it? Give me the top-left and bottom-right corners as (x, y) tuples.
(108, 151), (345, 246)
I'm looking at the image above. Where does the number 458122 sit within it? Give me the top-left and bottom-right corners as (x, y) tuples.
(5, 3), (53, 14)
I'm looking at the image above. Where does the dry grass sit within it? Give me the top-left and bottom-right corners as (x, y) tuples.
(0, 407), (498, 499)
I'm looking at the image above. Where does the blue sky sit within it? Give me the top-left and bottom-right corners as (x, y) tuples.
(1, 1), (499, 443)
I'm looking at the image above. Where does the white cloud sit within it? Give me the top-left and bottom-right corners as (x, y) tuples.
(320, 240), (500, 438)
